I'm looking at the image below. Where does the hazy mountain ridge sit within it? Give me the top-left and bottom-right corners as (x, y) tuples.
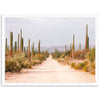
(34, 44), (95, 53)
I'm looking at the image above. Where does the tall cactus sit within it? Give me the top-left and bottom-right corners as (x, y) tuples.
(14, 41), (17, 54)
(88, 37), (89, 50)
(70, 44), (72, 57)
(10, 32), (13, 56)
(31, 46), (33, 59)
(17, 34), (19, 53)
(28, 39), (30, 61)
(20, 29), (22, 53)
(38, 40), (40, 53)
(72, 34), (75, 59)
(85, 24), (89, 52)
(5, 38), (7, 52)
(79, 43), (81, 51)
(22, 38), (24, 52)
(32, 42), (34, 56)
(65, 45), (67, 52)
(33, 42), (34, 56)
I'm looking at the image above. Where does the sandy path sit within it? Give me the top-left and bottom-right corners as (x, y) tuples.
(5, 55), (95, 83)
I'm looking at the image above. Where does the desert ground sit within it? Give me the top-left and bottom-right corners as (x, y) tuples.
(5, 55), (95, 83)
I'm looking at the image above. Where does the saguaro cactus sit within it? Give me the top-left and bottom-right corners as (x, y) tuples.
(79, 43), (81, 51)
(65, 45), (67, 52)
(88, 37), (89, 50)
(10, 32), (13, 56)
(22, 38), (24, 52)
(5, 38), (7, 52)
(33, 42), (34, 56)
(70, 44), (72, 57)
(14, 41), (17, 54)
(17, 34), (19, 53)
(20, 29), (22, 53)
(85, 24), (89, 51)
(31, 46), (33, 59)
(38, 40), (40, 53)
(28, 39), (30, 61)
(72, 34), (75, 59)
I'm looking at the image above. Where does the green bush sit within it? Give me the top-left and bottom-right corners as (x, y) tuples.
(31, 60), (42, 65)
(84, 60), (89, 65)
(44, 51), (49, 58)
(90, 62), (95, 68)
(33, 54), (46, 61)
(90, 70), (95, 75)
(5, 53), (25, 72)
(71, 62), (86, 70)
(23, 61), (31, 68)
(85, 47), (95, 62)
(52, 50), (70, 59)
(51, 49), (61, 58)
(60, 53), (65, 58)
(79, 63), (85, 68)
(82, 65), (89, 72)
(5, 59), (21, 72)
(74, 64), (81, 69)
(71, 63), (76, 68)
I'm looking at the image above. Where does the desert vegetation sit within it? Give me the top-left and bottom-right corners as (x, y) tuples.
(5, 29), (49, 72)
(51, 24), (95, 75)
(5, 24), (95, 75)
(5, 22), (95, 83)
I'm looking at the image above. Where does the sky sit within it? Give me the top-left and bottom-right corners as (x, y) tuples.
(5, 17), (95, 48)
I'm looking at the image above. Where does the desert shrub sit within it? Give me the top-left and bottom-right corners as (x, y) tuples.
(64, 55), (69, 59)
(34, 50), (38, 55)
(60, 53), (65, 58)
(44, 51), (49, 58)
(33, 54), (46, 61)
(72, 62), (85, 70)
(58, 51), (70, 58)
(84, 60), (89, 65)
(90, 70), (95, 75)
(52, 49), (70, 59)
(51, 49), (61, 58)
(79, 63), (85, 68)
(5, 53), (25, 72)
(65, 51), (70, 56)
(23, 61), (31, 68)
(71, 63), (76, 68)
(13, 53), (25, 66)
(64, 56), (70, 65)
(74, 64), (81, 69)
(58, 58), (62, 62)
(25, 52), (28, 57)
(5, 52), (9, 56)
(74, 51), (85, 60)
(82, 65), (89, 72)
(90, 62), (95, 68)
(5, 59), (21, 72)
(85, 47), (95, 62)
(31, 60), (42, 65)
(57, 58), (64, 63)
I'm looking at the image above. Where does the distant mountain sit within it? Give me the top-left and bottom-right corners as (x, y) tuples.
(34, 44), (95, 53)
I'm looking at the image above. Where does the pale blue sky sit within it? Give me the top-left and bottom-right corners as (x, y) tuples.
(5, 17), (95, 48)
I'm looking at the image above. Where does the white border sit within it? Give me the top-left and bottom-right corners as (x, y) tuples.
(2, 14), (99, 86)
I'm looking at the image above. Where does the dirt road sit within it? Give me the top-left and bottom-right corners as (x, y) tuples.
(5, 55), (95, 83)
